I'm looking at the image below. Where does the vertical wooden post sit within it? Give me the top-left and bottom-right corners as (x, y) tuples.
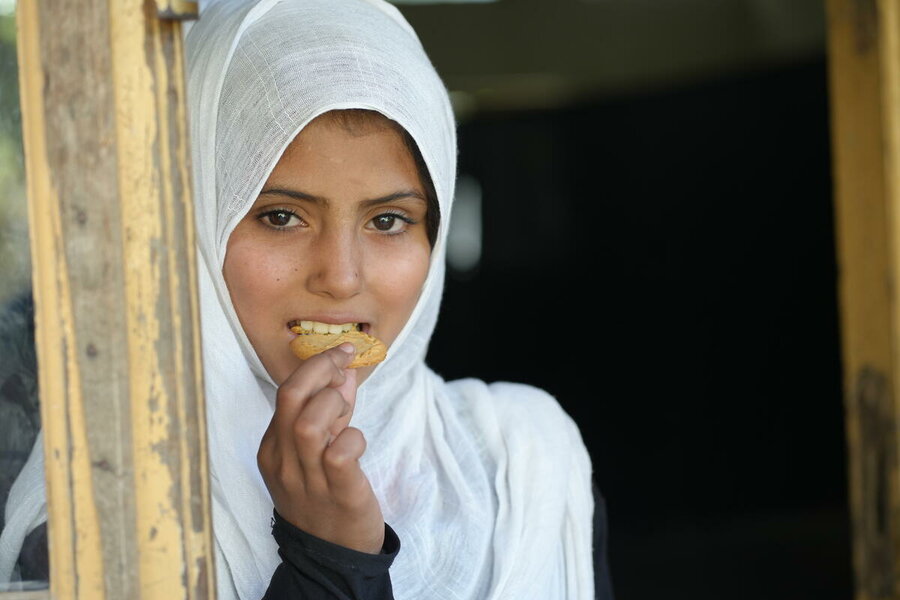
(15, 0), (214, 598)
(827, 0), (900, 597)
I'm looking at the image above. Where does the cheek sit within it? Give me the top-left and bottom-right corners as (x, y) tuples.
(223, 236), (293, 323)
(370, 243), (431, 314)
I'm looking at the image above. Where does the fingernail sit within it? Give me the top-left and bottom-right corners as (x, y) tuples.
(338, 343), (355, 354)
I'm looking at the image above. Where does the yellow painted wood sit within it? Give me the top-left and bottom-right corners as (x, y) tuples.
(826, 0), (900, 597)
(108, 2), (212, 597)
(15, 0), (215, 598)
(16, 2), (107, 598)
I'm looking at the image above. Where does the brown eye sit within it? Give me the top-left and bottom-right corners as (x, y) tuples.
(368, 212), (414, 234)
(373, 214), (397, 231)
(268, 211), (292, 226)
(258, 209), (302, 229)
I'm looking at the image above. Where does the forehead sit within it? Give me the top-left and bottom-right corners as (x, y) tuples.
(267, 116), (419, 186)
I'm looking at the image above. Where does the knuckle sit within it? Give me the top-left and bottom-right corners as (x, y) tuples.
(323, 428), (365, 469)
(326, 348), (352, 369)
(297, 351), (346, 382)
(322, 444), (355, 470)
(347, 427), (366, 450)
(292, 417), (325, 444)
(258, 450), (281, 479)
(316, 348), (343, 366)
(318, 387), (343, 404)
(256, 446), (269, 469)
(275, 385), (300, 407)
(257, 438), (276, 464)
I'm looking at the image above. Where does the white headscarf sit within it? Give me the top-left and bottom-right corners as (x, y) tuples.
(1, 1), (595, 598)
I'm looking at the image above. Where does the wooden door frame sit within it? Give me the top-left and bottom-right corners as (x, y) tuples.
(13, 0), (214, 598)
(827, 0), (900, 597)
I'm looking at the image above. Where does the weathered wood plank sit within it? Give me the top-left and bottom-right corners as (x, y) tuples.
(15, 0), (214, 598)
(826, 0), (900, 597)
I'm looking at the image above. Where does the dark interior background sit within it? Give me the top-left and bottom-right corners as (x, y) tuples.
(394, 1), (851, 598)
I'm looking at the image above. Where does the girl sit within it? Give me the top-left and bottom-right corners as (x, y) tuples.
(2, 0), (611, 597)
(188, 1), (601, 597)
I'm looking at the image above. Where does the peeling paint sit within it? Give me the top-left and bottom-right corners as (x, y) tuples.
(18, 1), (107, 597)
(111, 3), (213, 598)
(20, 2), (213, 597)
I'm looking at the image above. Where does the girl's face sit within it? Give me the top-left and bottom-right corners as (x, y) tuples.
(223, 115), (432, 385)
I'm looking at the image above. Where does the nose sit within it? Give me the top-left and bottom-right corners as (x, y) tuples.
(306, 226), (363, 299)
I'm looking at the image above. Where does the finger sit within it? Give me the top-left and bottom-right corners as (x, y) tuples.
(293, 386), (351, 450)
(257, 420), (301, 500)
(256, 424), (279, 480)
(289, 386), (350, 492)
(322, 427), (369, 500)
(274, 343), (355, 426)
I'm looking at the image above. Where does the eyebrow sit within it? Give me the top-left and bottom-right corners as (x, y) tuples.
(259, 187), (427, 207)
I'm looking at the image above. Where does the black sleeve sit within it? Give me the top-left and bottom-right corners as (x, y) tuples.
(13, 521), (49, 585)
(593, 481), (615, 600)
(262, 510), (399, 600)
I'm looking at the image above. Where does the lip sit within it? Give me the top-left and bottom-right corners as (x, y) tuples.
(286, 315), (372, 334)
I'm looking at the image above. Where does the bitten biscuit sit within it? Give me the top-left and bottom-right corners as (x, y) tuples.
(289, 327), (387, 368)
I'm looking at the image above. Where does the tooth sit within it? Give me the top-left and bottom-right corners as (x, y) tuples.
(313, 321), (330, 334)
(342, 323), (353, 332)
(300, 320), (313, 331)
(328, 323), (343, 334)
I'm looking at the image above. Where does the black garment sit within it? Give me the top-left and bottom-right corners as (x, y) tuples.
(263, 510), (399, 600)
(263, 485), (616, 600)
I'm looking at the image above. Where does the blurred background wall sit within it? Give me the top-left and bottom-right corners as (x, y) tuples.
(393, 1), (850, 598)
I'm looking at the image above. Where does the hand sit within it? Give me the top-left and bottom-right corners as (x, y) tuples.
(257, 344), (385, 553)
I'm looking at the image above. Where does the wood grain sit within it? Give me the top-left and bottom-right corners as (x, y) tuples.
(15, 0), (214, 598)
(827, 0), (900, 597)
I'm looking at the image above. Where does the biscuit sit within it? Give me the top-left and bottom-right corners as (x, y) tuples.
(289, 327), (387, 369)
